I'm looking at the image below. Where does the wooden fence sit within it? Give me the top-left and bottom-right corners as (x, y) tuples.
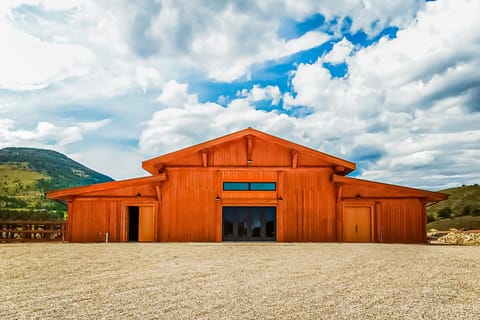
(0, 221), (66, 242)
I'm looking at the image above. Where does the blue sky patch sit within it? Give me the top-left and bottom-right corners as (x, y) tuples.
(279, 14), (325, 40)
(323, 62), (348, 78)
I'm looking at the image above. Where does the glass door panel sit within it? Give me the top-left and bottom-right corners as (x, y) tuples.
(250, 208), (261, 238)
(223, 208), (234, 241)
(237, 210), (248, 240)
(222, 207), (276, 241)
(264, 207), (276, 240)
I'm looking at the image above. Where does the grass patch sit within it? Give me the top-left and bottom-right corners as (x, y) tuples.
(427, 215), (480, 231)
(427, 184), (480, 219)
(0, 163), (49, 196)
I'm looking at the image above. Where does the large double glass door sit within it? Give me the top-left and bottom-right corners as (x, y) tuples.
(222, 206), (276, 241)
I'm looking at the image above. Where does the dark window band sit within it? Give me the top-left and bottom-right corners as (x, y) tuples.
(223, 182), (276, 191)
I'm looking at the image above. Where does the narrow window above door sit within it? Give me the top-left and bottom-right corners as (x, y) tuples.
(223, 182), (276, 191)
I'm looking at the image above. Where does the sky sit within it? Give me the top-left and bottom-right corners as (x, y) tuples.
(0, 0), (479, 191)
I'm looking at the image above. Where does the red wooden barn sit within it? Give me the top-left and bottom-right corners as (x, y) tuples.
(47, 128), (447, 243)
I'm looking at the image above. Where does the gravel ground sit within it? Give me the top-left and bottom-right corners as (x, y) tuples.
(1, 242), (479, 320)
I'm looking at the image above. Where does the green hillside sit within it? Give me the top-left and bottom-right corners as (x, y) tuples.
(0, 147), (113, 221)
(427, 184), (480, 230)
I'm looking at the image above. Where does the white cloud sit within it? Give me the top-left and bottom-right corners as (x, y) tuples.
(284, 61), (348, 111)
(0, 118), (110, 149)
(78, 119), (111, 131)
(245, 85), (282, 106)
(156, 80), (197, 107)
(390, 151), (435, 167)
(0, 0), (429, 93)
(323, 37), (355, 64)
(69, 146), (145, 180)
(285, 0), (423, 36)
(140, 81), (299, 156)
(187, 14), (329, 81)
(0, 21), (94, 90)
(135, 66), (161, 92)
(283, 0), (480, 189)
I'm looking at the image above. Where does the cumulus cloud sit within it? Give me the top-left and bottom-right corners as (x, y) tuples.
(284, 0), (480, 189)
(238, 85), (282, 106)
(0, 118), (110, 149)
(0, 16), (93, 90)
(140, 81), (299, 155)
(285, 0), (423, 36)
(322, 37), (355, 64)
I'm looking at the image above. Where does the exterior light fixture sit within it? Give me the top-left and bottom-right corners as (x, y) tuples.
(247, 159), (253, 164)
(136, 192), (142, 197)
(278, 196), (283, 200)
(215, 196), (221, 201)
(355, 194), (361, 199)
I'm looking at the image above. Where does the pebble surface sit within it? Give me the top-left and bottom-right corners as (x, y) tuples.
(1, 242), (479, 319)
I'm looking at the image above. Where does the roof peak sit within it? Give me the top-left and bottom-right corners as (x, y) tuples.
(141, 128), (356, 175)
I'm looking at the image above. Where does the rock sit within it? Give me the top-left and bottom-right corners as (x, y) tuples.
(437, 231), (480, 245)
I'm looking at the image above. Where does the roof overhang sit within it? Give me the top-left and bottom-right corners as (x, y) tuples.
(332, 174), (449, 203)
(46, 174), (167, 200)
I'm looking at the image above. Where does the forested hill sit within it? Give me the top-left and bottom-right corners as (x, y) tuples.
(0, 147), (113, 191)
(0, 147), (114, 220)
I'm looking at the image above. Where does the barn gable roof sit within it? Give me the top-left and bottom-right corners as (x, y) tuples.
(142, 127), (356, 175)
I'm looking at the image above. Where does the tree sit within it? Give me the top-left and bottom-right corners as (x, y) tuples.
(437, 207), (452, 219)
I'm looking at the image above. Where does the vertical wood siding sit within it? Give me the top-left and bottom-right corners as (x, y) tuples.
(160, 169), (217, 241)
(71, 200), (111, 242)
(282, 170), (336, 241)
(376, 199), (424, 243)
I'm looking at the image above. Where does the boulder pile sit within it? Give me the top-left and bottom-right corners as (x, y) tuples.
(429, 229), (480, 245)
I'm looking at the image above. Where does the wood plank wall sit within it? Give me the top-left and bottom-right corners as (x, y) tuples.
(376, 199), (424, 243)
(282, 170), (336, 241)
(160, 169), (217, 241)
(67, 174), (427, 243)
(70, 200), (116, 242)
(158, 168), (337, 242)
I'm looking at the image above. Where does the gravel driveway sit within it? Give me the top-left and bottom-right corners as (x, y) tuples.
(1, 243), (479, 319)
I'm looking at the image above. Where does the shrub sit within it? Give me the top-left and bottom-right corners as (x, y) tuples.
(427, 213), (436, 223)
(461, 205), (471, 216)
(437, 207), (453, 219)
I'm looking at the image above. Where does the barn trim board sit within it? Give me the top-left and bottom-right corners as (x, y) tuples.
(47, 127), (448, 243)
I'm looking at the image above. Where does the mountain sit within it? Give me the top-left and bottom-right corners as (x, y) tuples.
(427, 184), (480, 230)
(0, 147), (113, 220)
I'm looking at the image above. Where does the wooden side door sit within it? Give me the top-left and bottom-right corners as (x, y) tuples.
(138, 206), (155, 242)
(343, 206), (372, 242)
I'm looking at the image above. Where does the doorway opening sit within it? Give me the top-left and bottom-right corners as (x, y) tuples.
(222, 206), (276, 241)
(128, 206), (139, 241)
